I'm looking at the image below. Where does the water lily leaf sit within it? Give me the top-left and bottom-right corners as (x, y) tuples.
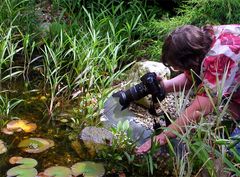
(21, 123), (37, 133)
(18, 138), (54, 153)
(15, 158), (38, 168)
(9, 157), (23, 165)
(2, 127), (14, 135)
(6, 120), (37, 133)
(71, 161), (105, 177)
(7, 166), (38, 177)
(43, 166), (72, 177)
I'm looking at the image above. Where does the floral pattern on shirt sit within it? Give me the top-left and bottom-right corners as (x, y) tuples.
(198, 25), (240, 103)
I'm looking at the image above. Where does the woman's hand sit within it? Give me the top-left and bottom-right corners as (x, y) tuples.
(136, 133), (167, 154)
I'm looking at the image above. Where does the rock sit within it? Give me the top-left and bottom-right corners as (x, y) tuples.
(102, 96), (153, 145)
(125, 61), (171, 108)
(128, 61), (171, 82)
(79, 126), (113, 157)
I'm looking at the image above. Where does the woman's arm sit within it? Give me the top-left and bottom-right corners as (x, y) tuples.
(136, 95), (214, 154)
(162, 73), (193, 93)
(160, 95), (213, 138)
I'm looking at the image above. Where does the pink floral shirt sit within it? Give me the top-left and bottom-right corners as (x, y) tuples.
(197, 25), (240, 104)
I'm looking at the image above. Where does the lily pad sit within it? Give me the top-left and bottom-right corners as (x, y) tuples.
(6, 166), (38, 177)
(43, 166), (72, 177)
(18, 138), (54, 153)
(9, 157), (23, 165)
(3, 119), (37, 134)
(0, 139), (7, 154)
(2, 127), (15, 135)
(14, 158), (38, 168)
(71, 161), (105, 177)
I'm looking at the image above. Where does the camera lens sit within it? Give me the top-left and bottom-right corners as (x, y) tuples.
(112, 72), (165, 110)
(113, 82), (148, 109)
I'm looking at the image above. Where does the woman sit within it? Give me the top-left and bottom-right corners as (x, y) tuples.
(136, 24), (240, 154)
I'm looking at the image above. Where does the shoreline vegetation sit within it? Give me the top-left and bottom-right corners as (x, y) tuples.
(0, 0), (240, 176)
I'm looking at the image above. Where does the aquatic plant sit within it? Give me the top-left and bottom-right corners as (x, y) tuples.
(39, 4), (138, 122)
(71, 161), (105, 177)
(98, 120), (136, 172)
(7, 167), (38, 177)
(43, 166), (72, 177)
(2, 119), (37, 134)
(0, 26), (24, 90)
(0, 93), (23, 117)
(6, 157), (38, 177)
(18, 138), (54, 153)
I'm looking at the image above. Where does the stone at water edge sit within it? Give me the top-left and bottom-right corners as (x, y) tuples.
(79, 126), (113, 157)
(128, 61), (171, 82)
(102, 96), (153, 146)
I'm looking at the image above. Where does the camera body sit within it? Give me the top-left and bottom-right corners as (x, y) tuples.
(113, 72), (165, 110)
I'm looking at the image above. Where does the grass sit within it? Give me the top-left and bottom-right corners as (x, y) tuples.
(158, 70), (240, 177)
(0, 0), (240, 176)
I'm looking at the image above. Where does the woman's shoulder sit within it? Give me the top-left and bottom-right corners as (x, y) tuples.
(213, 24), (240, 36)
(204, 24), (240, 59)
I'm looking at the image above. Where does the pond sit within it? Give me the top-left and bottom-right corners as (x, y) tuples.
(0, 117), (80, 176)
(0, 80), (174, 177)
(0, 80), (86, 176)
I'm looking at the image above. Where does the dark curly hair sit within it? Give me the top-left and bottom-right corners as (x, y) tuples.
(161, 25), (212, 74)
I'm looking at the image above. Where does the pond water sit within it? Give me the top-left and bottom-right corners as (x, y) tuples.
(0, 81), (174, 177)
(0, 113), (83, 176)
(0, 82), (85, 176)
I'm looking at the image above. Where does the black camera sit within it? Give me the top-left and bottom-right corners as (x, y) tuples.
(113, 72), (166, 110)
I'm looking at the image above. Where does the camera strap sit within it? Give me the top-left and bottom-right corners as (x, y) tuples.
(148, 98), (161, 131)
(148, 98), (171, 132)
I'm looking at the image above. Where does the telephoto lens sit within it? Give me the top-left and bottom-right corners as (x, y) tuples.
(113, 72), (165, 110)
(112, 82), (148, 110)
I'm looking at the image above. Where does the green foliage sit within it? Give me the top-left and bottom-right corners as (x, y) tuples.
(0, 0), (240, 176)
(142, 138), (160, 176)
(0, 93), (23, 117)
(136, 0), (240, 61)
(98, 120), (136, 172)
(0, 0), (38, 33)
(163, 73), (240, 176)
(179, 0), (240, 25)
(0, 26), (24, 90)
